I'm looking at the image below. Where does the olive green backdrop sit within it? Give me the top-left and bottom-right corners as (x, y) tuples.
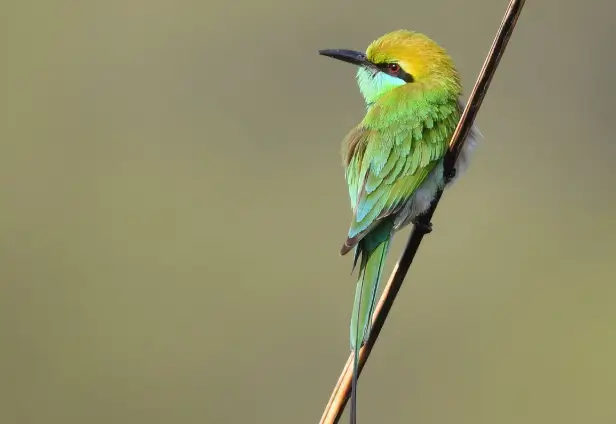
(2, 0), (616, 423)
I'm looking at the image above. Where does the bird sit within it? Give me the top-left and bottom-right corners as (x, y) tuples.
(318, 29), (482, 424)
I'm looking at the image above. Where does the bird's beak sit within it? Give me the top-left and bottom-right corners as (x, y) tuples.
(318, 49), (371, 67)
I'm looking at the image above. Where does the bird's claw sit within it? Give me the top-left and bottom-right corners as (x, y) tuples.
(412, 219), (433, 234)
(444, 167), (457, 183)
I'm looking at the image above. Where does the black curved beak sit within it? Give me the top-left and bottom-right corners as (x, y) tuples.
(318, 49), (370, 67)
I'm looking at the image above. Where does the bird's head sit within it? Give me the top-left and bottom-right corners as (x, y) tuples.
(319, 30), (461, 105)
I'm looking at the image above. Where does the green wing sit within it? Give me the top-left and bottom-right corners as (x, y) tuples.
(340, 101), (457, 255)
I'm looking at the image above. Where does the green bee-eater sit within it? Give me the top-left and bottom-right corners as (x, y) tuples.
(319, 30), (481, 423)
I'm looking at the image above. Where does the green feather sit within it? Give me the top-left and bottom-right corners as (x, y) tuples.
(350, 219), (393, 351)
(341, 84), (459, 320)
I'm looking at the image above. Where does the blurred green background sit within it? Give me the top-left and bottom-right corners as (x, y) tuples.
(2, 0), (616, 423)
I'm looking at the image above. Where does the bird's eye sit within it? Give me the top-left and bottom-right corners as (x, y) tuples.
(387, 63), (400, 74)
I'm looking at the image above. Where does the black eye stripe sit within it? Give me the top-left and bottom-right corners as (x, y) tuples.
(375, 62), (414, 83)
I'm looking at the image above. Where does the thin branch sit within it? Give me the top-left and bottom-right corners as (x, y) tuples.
(318, 1), (527, 423)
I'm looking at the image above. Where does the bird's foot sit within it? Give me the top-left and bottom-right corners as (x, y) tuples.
(444, 167), (457, 183)
(412, 219), (433, 234)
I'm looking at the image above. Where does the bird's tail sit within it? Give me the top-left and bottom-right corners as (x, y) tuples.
(349, 220), (393, 424)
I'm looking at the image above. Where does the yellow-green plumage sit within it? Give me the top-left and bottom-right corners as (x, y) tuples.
(344, 98), (460, 349)
(319, 29), (481, 424)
